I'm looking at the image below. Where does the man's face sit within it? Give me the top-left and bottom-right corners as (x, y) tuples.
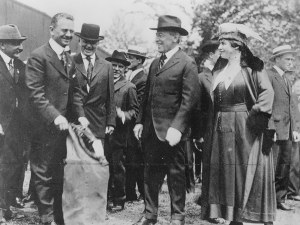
(275, 53), (295, 72)
(0, 40), (24, 59)
(50, 18), (74, 47)
(80, 38), (99, 56)
(127, 54), (140, 70)
(155, 31), (178, 53)
(112, 61), (125, 79)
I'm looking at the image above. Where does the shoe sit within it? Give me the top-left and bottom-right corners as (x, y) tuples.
(170, 219), (185, 225)
(209, 218), (226, 224)
(126, 195), (138, 202)
(264, 222), (273, 225)
(22, 194), (35, 203)
(3, 209), (12, 221)
(277, 202), (294, 211)
(137, 195), (144, 202)
(288, 195), (300, 201)
(108, 202), (125, 212)
(133, 216), (157, 225)
(11, 197), (25, 208)
(43, 221), (57, 225)
(229, 222), (243, 225)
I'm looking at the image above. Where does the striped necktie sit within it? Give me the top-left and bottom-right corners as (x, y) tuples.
(159, 53), (167, 70)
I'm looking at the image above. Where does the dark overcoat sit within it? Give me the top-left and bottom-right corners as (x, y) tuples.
(72, 52), (116, 139)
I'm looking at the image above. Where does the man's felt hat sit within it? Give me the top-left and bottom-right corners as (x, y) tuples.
(0, 24), (27, 40)
(127, 45), (148, 58)
(270, 45), (297, 61)
(150, 15), (188, 36)
(106, 50), (131, 67)
(75, 23), (104, 41)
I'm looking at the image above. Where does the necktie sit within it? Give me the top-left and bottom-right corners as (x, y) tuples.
(8, 59), (14, 77)
(86, 56), (93, 85)
(282, 73), (290, 93)
(158, 53), (167, 70)
(61, 51), (67, 72)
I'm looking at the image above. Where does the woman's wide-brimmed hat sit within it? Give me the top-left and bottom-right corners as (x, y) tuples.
(75, 23), (104, 41)
(218, 23), (264, 45)
(106, 50), (131, 67)
(127, 45), (148, 58)
(150, 15), (188, 36)
(0, 24), (27, 40)
(270, 45), (297, 61)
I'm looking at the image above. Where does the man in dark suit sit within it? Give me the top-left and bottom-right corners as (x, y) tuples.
(25, 13), (76, 225)
(133, 15), (199, 225)
(125, 46), (147, 201)
(267, 44), (300, 211)
(105, 50), (138, 210)
(72, 23), (115, 140)
(0, 24), (28, 223)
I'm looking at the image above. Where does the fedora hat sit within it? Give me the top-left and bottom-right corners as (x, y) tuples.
(127, 45), (148, 58)
(106, 50), (130, 67)
(0, 24), (27, 40)
(270, 45), (297, 61)
(150, 15), (188, 36)
(201, 38), (219, 53)
(75, 23), (104, 41)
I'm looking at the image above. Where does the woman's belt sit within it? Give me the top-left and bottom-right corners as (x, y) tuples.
(216, 103), (247, 112)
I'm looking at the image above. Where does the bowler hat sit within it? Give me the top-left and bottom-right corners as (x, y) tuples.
(0, 24), (27, 40)
(127, 45), (148, 58)
(270, 45), (297, 61)
(150, 15), (188, 36)
(75, 23), (104, 41)
(201, 38), (219, 53)
(106, 50), (131, 67)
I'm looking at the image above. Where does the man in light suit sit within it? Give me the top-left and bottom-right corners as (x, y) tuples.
(125, 46), (147, 202)
(25, 13), (76, 225)
(134, 15), (199, 225)
(72, 23), (115, 140)
(267, 45), (300, 211)
(0, 24), (28, 223)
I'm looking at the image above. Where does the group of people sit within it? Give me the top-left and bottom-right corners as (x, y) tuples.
(0, 10), (299, 225)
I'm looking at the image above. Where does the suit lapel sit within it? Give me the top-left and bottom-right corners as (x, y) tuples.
(273, 68), (288, 94)
(74, 53), (87, 77)
(114, 76), (127, 92)
(0, 55), (14, 84)
(46, 44), (69, 79)
(131, 70), (143, 84)
(156, 50), (181, 76)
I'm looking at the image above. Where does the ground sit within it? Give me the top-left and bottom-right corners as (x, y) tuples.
(6, 179), (300, 225)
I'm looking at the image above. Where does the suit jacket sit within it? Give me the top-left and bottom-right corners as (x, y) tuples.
(72, 52), (116, 139)
(137, 49), (199, 141)
(0, 55), (28, 133)
(109, 76), (138, 148)
(130, 69), (147, 105)
(25, 43), (77, 141)
(191, 67), (213, 139)
(267, 67), (299, 140)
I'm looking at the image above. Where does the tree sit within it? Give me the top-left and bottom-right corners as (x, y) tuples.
(190, 0), (300, 71)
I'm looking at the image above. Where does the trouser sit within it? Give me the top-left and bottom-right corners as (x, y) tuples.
(274, 140), (292, 203)
(194, 148), (202, 179)
(30, 131), (67, 224)
(125, 140), (144, 200)
(288, 141), (300, 197)
(0, 112), (26, 217)
(107, 146), (126, 205)
(143, 128), (186, 221)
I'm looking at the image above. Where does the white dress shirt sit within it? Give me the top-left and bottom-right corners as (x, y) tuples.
(81, 52), (96, 71)
(162, 46), (180, 66)
(0, 50), (13, 72)
(49, 38), (66, 60)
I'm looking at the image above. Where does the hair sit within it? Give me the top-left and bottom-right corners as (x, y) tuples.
(50, 13), (74, 28)
(214, 38), (264, 72)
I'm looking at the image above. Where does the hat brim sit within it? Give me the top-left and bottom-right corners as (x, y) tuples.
(0, 36), (27, 41)
(127, 52), (149, 59)
(75, 32), (104, 41)
(150, 27), (188, 36)
(106, 57), (131, 67)
(270, 50), (297, 61)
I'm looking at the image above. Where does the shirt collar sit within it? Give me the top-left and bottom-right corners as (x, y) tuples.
(273, 65), (285, 77)
(81, 52), (96, 67)
(49, 38), (65, 59)
(164, 45), (180, 62)
(81, 52), (95, 60)
(0, 50), (13, 68)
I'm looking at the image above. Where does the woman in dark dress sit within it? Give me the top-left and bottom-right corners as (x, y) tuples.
(201, 23), (276, 225)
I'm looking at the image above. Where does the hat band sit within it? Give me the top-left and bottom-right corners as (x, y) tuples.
(219, 32), (247, 44)
(272, 49), (296, 56)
